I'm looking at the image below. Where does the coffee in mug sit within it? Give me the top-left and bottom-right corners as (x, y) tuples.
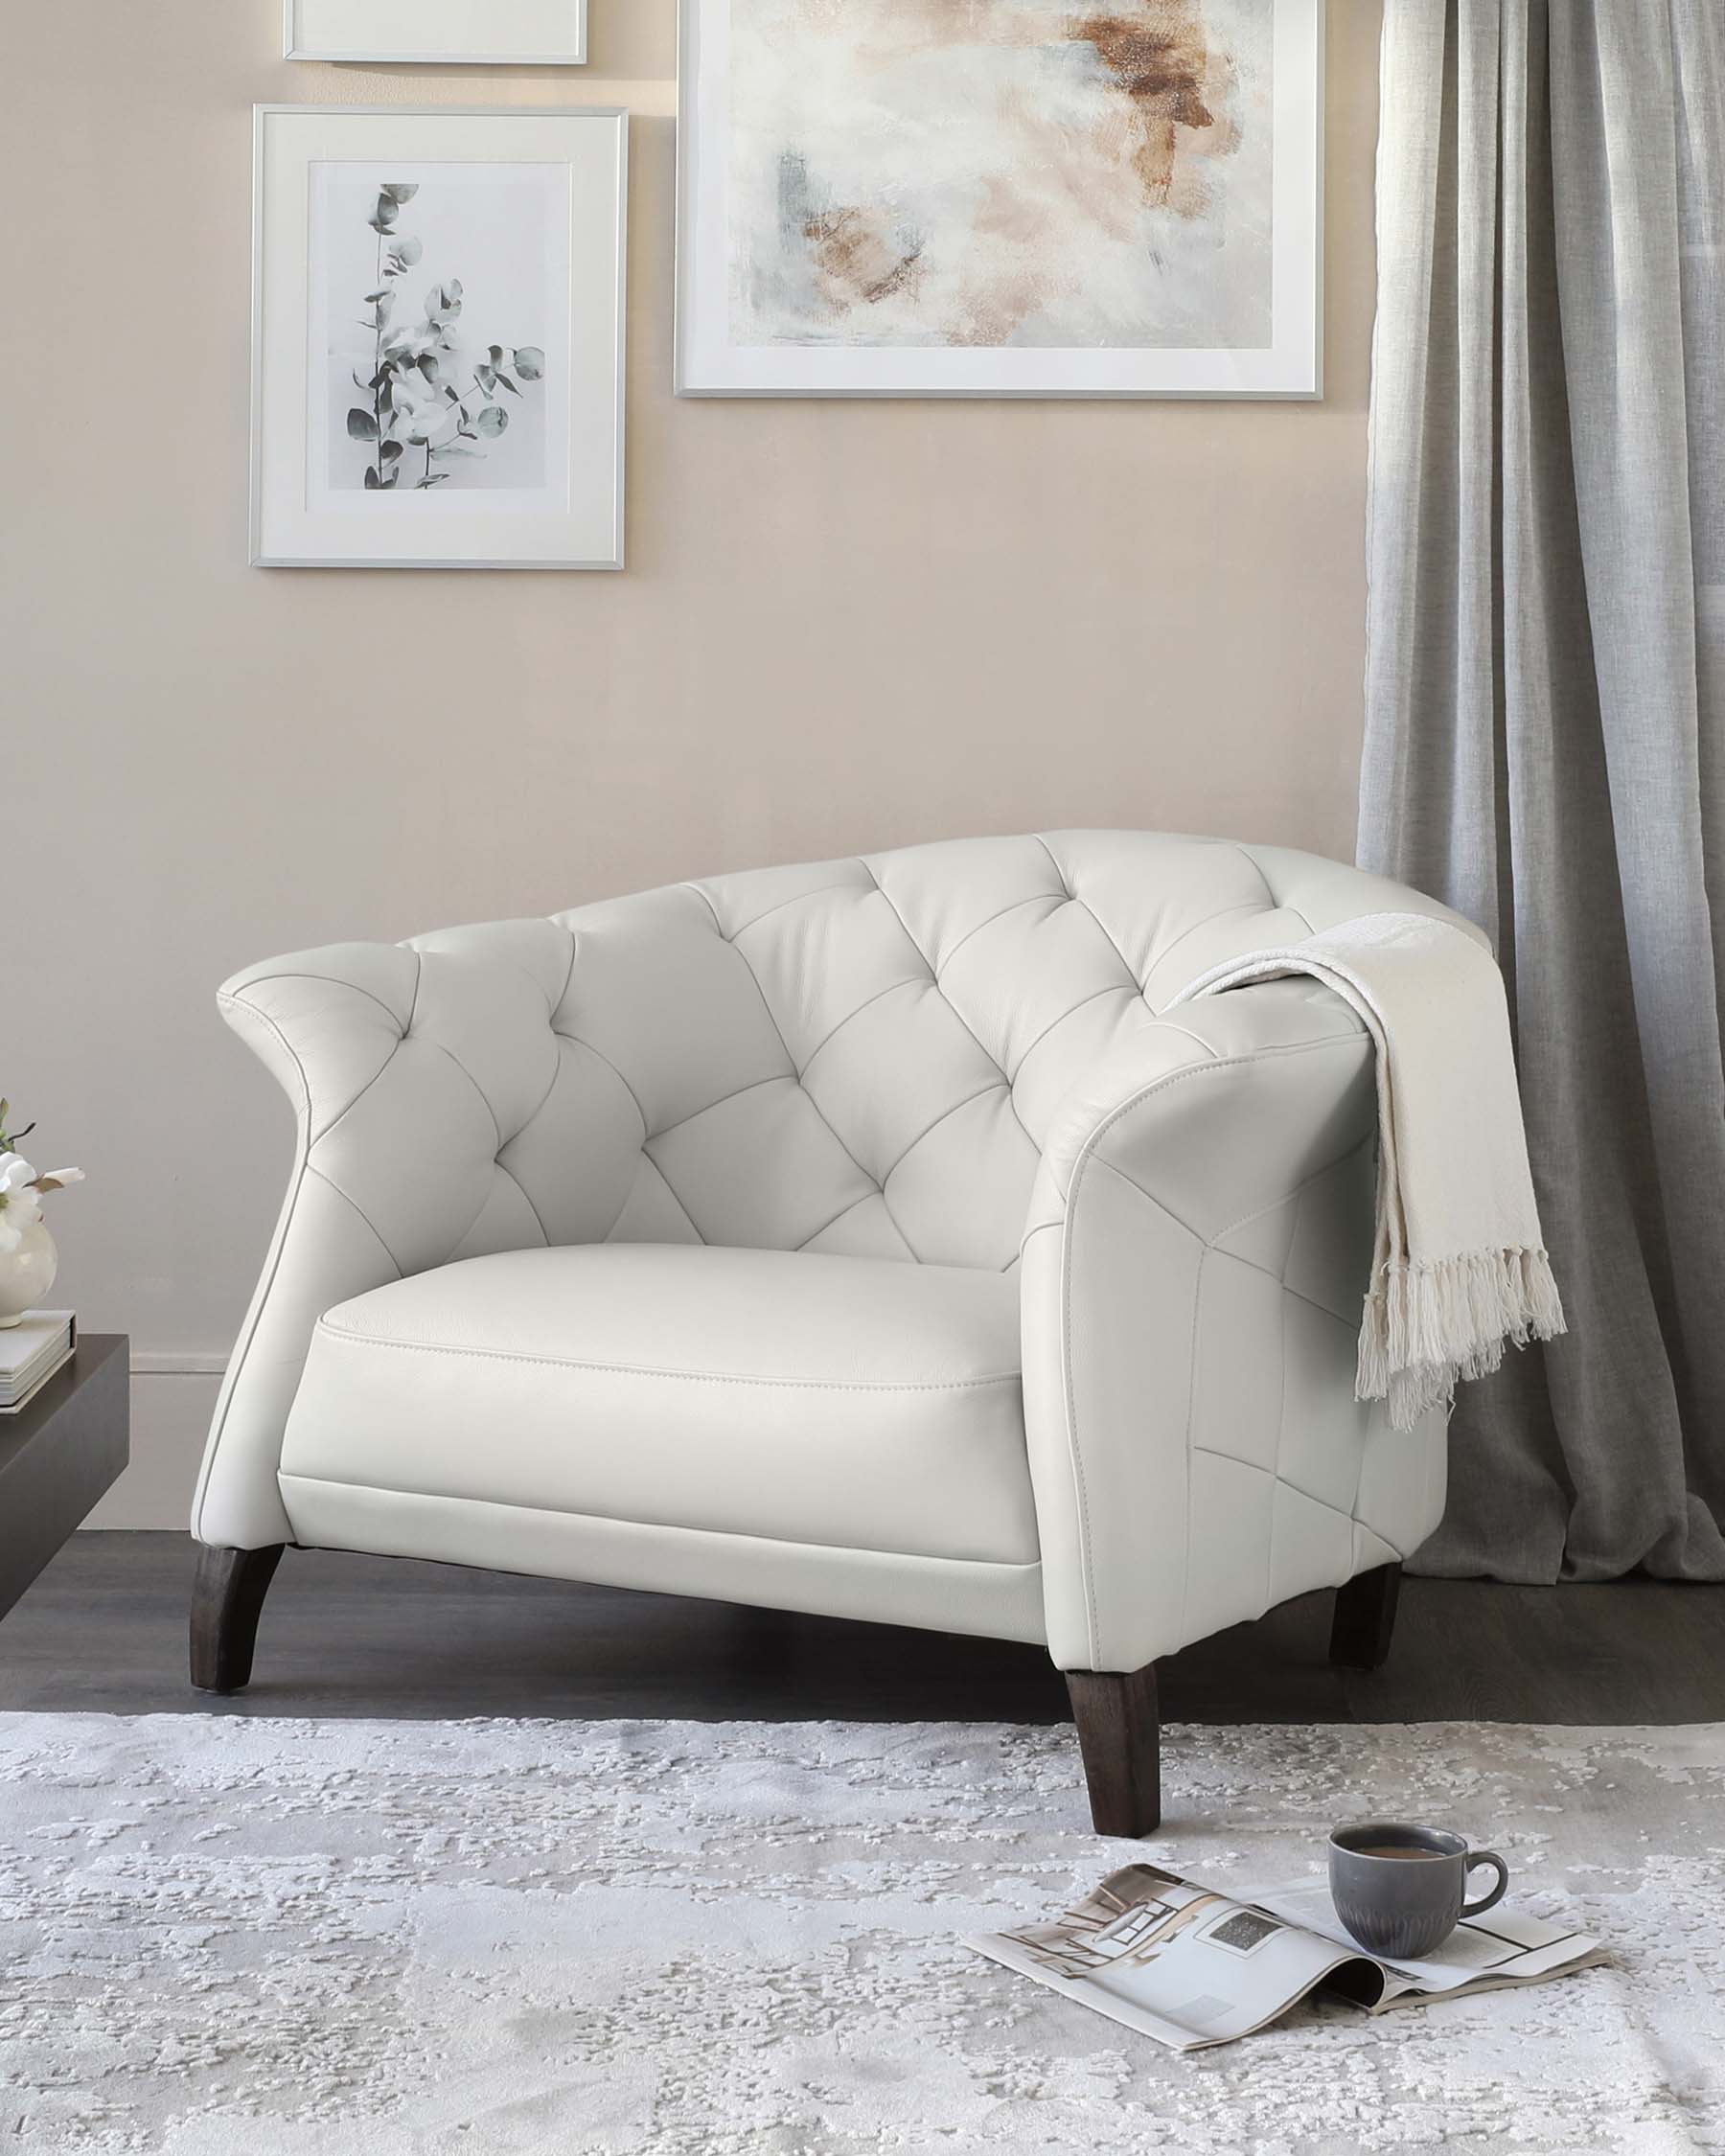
(1328, 1822), (1509, 1961)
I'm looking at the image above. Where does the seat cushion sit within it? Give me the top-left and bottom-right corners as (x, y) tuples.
(278, 1245), (1038, 1566)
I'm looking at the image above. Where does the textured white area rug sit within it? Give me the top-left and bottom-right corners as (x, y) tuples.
(1, 1715), (1720, 2155)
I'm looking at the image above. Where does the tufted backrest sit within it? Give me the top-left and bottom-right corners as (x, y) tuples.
(399, 830), (1473, 1275)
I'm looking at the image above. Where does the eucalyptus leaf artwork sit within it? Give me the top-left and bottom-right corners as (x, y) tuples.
(253, 106), (625, 568)
(344, 183), (548, 492)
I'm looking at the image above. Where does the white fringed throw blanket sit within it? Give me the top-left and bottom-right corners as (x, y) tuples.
(1173, 911), (1564, 1430)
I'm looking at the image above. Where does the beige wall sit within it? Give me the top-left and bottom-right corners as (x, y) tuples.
(5, 2), (1383, 1525)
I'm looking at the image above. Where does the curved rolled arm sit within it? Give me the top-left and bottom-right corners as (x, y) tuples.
(193, 920), (580, 1548)
(1020, 976), (1447, 1675)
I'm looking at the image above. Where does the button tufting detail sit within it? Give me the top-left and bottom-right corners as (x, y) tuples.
(443, 834), (1364, 1270)
(213, 836), (1425, 1283)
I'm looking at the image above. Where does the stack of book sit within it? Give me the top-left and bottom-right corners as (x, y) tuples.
(0, 1313), (76, 1415)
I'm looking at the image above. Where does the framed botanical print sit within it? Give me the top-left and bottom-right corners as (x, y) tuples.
(676, 0), (1322, 399)
(250, 106), (627, 569)
(284, 1), (587, 66)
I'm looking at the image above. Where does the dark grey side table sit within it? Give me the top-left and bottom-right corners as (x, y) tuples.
(0, 1334), (128, 1621)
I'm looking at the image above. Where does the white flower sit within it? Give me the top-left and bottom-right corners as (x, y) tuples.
(381, 327), (439, 365)
(0, 1155), (43, 1254)
(390, 378), (459, 448)
(0, 1155), (36, 1200)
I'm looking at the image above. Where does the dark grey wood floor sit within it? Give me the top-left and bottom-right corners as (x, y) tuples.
(5, 1532), (1723, 1725)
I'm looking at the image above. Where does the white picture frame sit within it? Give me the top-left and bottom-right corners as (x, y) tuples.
(251, 105), (627, 570)
(677, 0), (1323, 400)
(285, 0), (587, 66)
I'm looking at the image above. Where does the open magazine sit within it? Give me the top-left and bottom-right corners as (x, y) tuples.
(967, 1863), (1605, 2052)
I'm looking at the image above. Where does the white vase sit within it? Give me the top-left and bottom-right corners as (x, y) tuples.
(0, 1219), (58, 1327)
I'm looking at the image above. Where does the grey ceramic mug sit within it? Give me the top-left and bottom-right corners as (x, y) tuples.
(1328, 1822), (1509, 1961)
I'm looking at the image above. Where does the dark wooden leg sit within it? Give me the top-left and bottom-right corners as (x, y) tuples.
(1066, 1663), (1161, 1836)
(1329, 1560), (1403, 1671)
(190, 1544), (285, 1694)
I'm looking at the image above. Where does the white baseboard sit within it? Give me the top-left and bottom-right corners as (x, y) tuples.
(128, 1350), (228, 1377)
(85, 1365), (224, 1529)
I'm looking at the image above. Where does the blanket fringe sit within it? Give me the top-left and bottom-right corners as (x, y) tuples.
(1357, 1247), (1566, 1432)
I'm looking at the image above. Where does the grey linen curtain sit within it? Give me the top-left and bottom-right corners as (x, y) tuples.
(1359, 0), (1725, 1579)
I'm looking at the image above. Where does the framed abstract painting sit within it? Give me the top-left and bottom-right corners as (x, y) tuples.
(284, 1), (587, 65)
(250, 106), (627, 569)
(677, 0), (1322, 399)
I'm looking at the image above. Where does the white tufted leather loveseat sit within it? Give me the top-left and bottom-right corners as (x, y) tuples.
(192, 832), (1468, 1831)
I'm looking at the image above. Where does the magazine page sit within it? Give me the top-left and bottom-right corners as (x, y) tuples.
(1248, 1873), (1607, 2004)
(965, 1864), (1380, 2053)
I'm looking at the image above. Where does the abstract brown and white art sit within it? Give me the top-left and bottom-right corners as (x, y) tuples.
(677, 0), (1322, 398)
(252, 107), (627, 569)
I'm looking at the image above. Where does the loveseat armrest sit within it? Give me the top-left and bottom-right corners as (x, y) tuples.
(193, 921), (576, 1548)
(1021, 976), (1447, 1674)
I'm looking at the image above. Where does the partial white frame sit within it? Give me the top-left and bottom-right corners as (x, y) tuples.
(285, 0), (586, 65)
(676, 0), (1323, 400)
(250, 104), (628, 570)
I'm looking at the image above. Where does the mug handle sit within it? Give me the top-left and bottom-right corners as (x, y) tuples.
(1460, 1849), (1509, 1918)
